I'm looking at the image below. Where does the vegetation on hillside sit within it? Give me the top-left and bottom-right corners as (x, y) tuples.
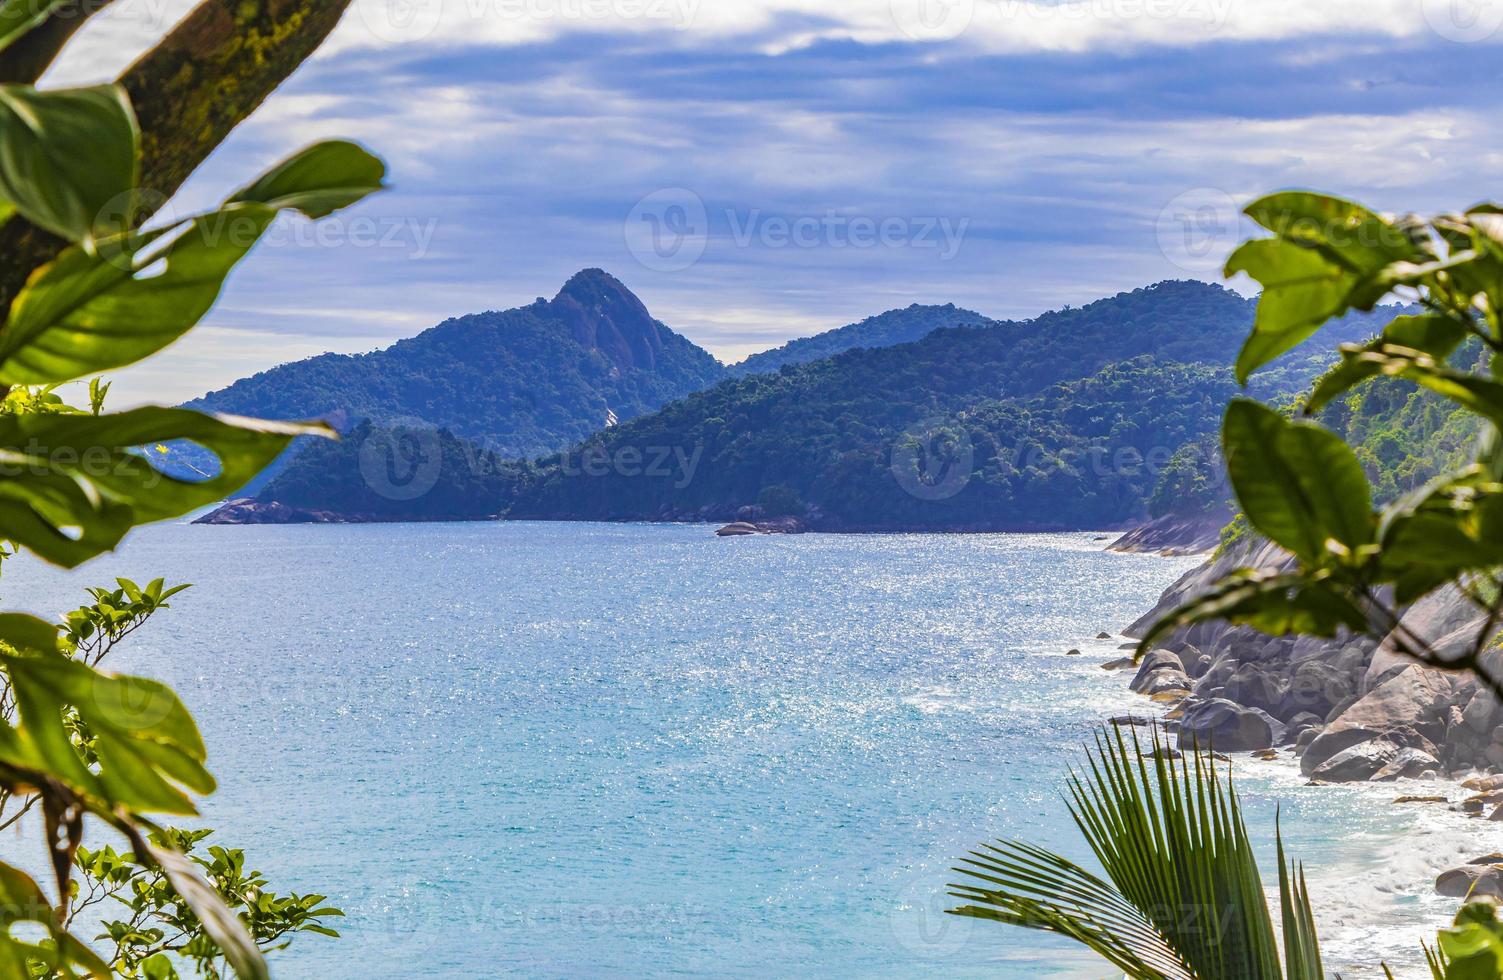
(254, 420), (518, 521)
(186, 269), (724, 461)
(503, 281), (1398, 529)
(725, 302), (988, 377)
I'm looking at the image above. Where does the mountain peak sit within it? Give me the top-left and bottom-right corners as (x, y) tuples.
(554, 267), (634, 302)
(549, 268), (662, 370)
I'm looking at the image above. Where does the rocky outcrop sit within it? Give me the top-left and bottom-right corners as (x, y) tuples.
(194, 499), (348, 524)
(1437, 864), (1503, 899)
(715, 517), (807, 536)
(1120, 532), (1502, 785)
(1310, 739), (1400, 782)
(1300, 666), (1451, 775)
(1108, 509), (1233, 556)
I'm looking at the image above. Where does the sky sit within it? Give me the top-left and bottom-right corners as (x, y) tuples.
(40, 0), (1503, 404)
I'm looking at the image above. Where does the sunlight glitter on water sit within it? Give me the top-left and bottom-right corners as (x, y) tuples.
(0, 521), (1488, 977)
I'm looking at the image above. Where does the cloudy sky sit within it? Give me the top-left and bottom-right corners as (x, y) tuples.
(43, 0), (1503, 404)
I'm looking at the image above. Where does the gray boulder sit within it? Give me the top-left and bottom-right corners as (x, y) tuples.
(1142, 670), (1192, 697)
(1364, 586), (1480, 692)
(1372, 747), (1442, 781)
(1301, 666), (1454, 775)
(1130, 650), (1187, 693)
(1311, 740), (1400, 782)
(1465, 690), (1500, 735)
(1283, 712), (1324, 746)
(1437, 865), (1503, 899)
(1223, 663), (1288, 715)
(1278, 661), (1356, 722)
(1177, 699), (1276, 753)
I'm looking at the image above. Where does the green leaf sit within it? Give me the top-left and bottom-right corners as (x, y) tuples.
(228, 139), (386, 219)
(146, 842), (269, 980)
(1230, 193), (1430, 382)
(949, 726), (1310, 979)
(1435, 902), (1503, 979)
(0, 859), (110, 977)
(1136, 567), (1368, 657)
(1223, 400), (1374, 563)
(1244, 192), (1429, 274)
(0, 407), (331, 567)
(0, 207), (276, 384)
(1227, 239), (1362, 383)
(1305, 314), (1471, 414)
(1378, 468), (1503, 603)
(0, 622), (211, 813)
(1276, 822), (1324, 980)
(0, 0), (67, 55)
(0, 84), (138, 245)
(0, 139), (387, 384)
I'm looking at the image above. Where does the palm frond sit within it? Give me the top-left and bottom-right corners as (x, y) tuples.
(947, 723), (1325, 979)
(1277, 814), (1324, 980)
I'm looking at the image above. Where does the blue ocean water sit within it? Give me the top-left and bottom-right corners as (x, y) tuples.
(0, 522), (1492, 977)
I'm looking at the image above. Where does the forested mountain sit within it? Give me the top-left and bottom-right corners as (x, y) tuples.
(726, 303), (989, 377)
(500, 281), (1401, 530)
(203, 278), (1412, 529)
(186, 268), (725, 459)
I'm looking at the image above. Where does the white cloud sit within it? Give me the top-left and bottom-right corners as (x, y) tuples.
(45, 0), (1503, 88)
(321, 0), (1503, 53)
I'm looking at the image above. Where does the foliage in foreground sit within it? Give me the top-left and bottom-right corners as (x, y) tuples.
(949, 725), (1325, 978)
(1139, 192), (1503, 693)
(0, 3), (385, 974)
(949, 725), (1503, 978)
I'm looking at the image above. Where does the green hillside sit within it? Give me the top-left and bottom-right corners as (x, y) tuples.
(502, 281), (1401, 530)
(726, 303), (990, 377)
(186, 268), (725, 460)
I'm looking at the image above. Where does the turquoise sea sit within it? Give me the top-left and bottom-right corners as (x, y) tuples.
(1, 522), (1495, 977)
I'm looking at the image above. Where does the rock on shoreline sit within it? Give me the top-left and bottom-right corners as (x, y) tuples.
(1119, 534), (1502, 784)
(194, 498), (491, 525)
(1107, 510), (1231, 556)
(195, 499), (348, 524)
(715, 517), (807, 536)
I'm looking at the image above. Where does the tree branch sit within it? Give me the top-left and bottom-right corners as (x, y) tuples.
(0, 0), (356, 320)
(0, 0), (119, 84)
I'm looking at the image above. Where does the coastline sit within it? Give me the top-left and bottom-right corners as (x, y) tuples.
(1102, 530), (1503, 946)
(1068, 623), (1496, 973)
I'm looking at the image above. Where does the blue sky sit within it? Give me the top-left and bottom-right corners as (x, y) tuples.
(44, 0), (1503, 403)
